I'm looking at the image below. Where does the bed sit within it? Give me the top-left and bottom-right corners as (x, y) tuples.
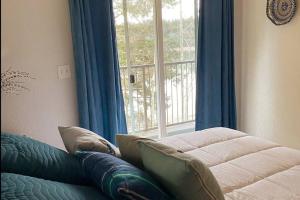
(1, 133), (110, 200)
(2, 128), (299, 200)
(1, 173), (109, 200)
(157, 128), (300, 200)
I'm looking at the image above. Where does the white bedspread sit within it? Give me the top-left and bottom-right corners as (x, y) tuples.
(157, 128), (300, 200)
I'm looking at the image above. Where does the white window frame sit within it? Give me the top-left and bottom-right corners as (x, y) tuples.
(154, 0), (167, 138)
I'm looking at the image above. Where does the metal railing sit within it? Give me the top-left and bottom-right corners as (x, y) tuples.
(120, 60), (196, 133)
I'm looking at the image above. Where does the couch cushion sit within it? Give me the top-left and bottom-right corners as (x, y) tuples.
(138, 140), (225, 200)
(116, 134), (153, 168)
(58, 126), (119, 156)
(75, 151), (171, 200)
(1, 133), (87, 185)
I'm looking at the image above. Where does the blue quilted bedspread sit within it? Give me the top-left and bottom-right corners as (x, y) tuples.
(1, 173), (110, 200)
(1, 133), (87, 184)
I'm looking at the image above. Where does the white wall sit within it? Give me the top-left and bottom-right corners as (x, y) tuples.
(235, 0), (300, 149)
(1, 0), (78, 149)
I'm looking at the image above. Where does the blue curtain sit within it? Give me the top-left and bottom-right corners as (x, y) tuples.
(69, 0), (127, 144)
(195, 0), (236, 130)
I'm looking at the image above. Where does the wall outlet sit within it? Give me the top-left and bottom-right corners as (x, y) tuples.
(58, 65), (71, 80)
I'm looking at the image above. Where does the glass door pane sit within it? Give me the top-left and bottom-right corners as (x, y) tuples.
(162, 0), (197, 136)
(114, 0), (159, 138)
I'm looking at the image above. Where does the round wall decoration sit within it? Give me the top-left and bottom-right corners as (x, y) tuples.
(266, 0), (297, 25)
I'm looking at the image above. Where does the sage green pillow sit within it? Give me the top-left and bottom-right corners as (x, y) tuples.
(138, 141), (225, 200)
(116, 134), (153, 168)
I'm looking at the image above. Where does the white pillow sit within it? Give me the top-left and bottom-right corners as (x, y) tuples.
(58, 126), (119, 156)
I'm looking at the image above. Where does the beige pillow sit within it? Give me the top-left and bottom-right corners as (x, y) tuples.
(116, 134), (153, 168)
(138, 141), (225, 200)
(58, 126), (119, 156)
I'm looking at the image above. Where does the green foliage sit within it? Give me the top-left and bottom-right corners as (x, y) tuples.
(114, 0), (178, 19)
(116, 18), (195, 67)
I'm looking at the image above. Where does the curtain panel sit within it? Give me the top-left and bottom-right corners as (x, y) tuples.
(69, 0), (127, 143)
(195, 0), (236, 130)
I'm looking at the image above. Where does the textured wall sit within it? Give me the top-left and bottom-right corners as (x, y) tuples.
(235, 0), (300, 149)
(1, 0), (78, 149)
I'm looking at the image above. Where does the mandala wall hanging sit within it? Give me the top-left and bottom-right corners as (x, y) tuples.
(267, 0), (297, 25)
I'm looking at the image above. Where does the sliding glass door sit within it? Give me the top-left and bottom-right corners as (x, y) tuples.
(162, 0), (197, 136)
(114, 0), (198, 138)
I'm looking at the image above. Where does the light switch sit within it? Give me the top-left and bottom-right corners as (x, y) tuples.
(58, 65), (71, 80)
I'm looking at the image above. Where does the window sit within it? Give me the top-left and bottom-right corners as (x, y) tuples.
(114, 0), (198, 138)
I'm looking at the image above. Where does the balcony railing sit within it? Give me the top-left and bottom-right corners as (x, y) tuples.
(120, 60), (196, 134)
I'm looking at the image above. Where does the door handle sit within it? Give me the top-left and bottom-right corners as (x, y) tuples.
(129, 74), (135, 84)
